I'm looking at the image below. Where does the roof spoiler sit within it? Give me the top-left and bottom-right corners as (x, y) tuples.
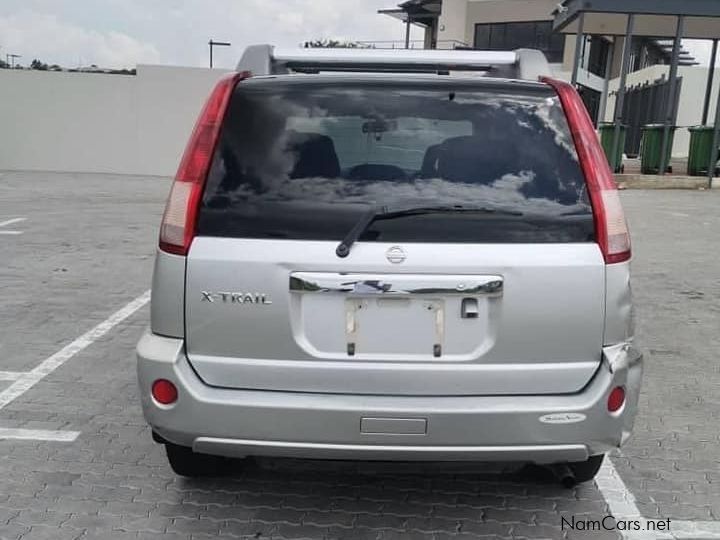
(236, 45), (551, 80)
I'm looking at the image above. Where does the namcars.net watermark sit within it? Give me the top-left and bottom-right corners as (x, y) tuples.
(562, 515), (672, 533)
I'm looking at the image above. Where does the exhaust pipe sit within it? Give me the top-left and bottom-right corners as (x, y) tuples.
(549, 463), (577, 488)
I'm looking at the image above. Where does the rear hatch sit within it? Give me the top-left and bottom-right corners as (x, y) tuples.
(184, 76), (605, 396)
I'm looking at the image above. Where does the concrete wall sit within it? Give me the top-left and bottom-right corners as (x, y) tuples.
(0, 65), (231, 176)
(438, 0), (470, 46)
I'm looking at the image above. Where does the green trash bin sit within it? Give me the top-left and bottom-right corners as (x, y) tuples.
(640, 124), (676, 175)
(598, 123), (626, 173)
(687, 126), (719, 176)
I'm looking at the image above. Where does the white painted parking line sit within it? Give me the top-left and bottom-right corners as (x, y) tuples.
(597, 459), (720, 539)
(596, 459), (644, 519)
(0, 217), (26, 228)
(0, 428), (80, 442)
(0, 217), (26, 235)
(0, 371), (24, 381)
(0, 290), (151, 411)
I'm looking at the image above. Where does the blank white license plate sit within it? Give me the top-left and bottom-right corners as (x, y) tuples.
(345, 297), (444, 357)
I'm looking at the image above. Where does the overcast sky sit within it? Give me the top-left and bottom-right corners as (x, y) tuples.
(0, 1), (716, 70)
(0, 0), (422, 69)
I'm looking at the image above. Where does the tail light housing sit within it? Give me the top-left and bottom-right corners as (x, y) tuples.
(542, 77), (631, 264)
(159, 71), (249, 255)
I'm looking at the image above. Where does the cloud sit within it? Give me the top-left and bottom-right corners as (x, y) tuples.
(0, 0), (419, 69)
(0, 10), (161, 68)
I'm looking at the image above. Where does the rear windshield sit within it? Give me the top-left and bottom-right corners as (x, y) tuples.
(198, 78), (594, 243)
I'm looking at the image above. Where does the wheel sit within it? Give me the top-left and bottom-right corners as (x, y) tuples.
(165, 443), (227, 477)
(568, 454), (605, 484)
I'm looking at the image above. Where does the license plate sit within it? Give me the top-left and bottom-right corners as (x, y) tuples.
(345, 297), (445, 358)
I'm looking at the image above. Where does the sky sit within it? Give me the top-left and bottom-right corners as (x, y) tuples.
(0, 0), (422, 69)
(0, 1), (716, 70)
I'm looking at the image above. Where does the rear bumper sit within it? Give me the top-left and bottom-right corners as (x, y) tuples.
(136, 331), (643, 464)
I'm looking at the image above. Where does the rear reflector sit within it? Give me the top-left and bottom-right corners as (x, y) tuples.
(159, 71), (250, 256)
(541, 77), (631, 265)
(152, 379), (178, 405)
(607, 386), (626, 413)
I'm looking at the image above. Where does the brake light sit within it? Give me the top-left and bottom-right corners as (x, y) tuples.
(541, 77), (631, 264)
(159, 71), (249, 255)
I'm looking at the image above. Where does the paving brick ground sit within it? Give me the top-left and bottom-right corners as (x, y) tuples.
(0, 171), (718, 539)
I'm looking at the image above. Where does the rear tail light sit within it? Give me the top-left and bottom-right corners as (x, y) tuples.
(159, 71), (250, 255)
(542, 77), (631, 264)
(152, 379), (178, 405)
(607, 386), (626, 413)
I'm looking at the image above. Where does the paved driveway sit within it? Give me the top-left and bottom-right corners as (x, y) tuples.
(0, 170), (718, 540)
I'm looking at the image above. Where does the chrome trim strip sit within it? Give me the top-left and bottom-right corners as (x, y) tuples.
(193, 437), (588, 463)
(289, 273), (503, 297)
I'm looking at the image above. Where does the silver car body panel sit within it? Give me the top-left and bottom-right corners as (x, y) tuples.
(150, 250), (185, 338)
(137, 330), (643, 463)
(604, 261), (635, 345)
(183, 238), (606, 396)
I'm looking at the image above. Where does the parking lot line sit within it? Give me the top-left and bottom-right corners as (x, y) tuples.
(0, 371), (24, 381)
(0, 217), (26, 234)
(596, 459), (644, 520)
(0, 290), (151, 411)
(0, 217), (26, 228)
(0, 428), (80, 442)
(598, 459), (720, 539)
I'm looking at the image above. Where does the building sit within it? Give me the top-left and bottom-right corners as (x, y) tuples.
(380, 0), (710, 157)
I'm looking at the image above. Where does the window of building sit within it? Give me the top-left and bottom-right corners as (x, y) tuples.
(473, 21), (565, 63)
(628, 38), (668, 71)
(586, 37), (610, 77)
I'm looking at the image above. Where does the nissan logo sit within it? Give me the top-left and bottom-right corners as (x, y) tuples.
(385, 246), (407, 264)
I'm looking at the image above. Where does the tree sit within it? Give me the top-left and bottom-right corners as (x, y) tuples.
(304, 39), (368, 49)
(0, 59), (8, 69)
(30, 59), (49, 70)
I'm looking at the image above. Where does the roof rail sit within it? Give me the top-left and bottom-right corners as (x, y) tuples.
(236, 45), (551, 80)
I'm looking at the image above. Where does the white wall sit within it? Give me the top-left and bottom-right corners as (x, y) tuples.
(0, 65), (231, 176)
(438, 0), (470, 46)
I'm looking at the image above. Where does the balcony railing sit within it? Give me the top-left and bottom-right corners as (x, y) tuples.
(354, 39), (471, 50)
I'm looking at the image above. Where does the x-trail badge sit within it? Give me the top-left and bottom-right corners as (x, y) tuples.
(386, 246), (406, 264)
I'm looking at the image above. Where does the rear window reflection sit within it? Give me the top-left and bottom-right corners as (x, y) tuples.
(198, 80), (594, 244)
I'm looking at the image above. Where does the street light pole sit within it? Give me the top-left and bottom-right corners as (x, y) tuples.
(208, 40), (231, 68)
(7, 54), (21, 68)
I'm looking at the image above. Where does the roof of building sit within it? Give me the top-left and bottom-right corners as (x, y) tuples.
(378, 0), (441, 25)
(554, 0), (720, 40)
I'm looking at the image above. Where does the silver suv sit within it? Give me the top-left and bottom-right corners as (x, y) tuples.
(137, 45), (643, 485)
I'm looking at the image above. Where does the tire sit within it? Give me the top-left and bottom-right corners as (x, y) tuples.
(568, 454), (605, 484)
(165, 443), (228, 477)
